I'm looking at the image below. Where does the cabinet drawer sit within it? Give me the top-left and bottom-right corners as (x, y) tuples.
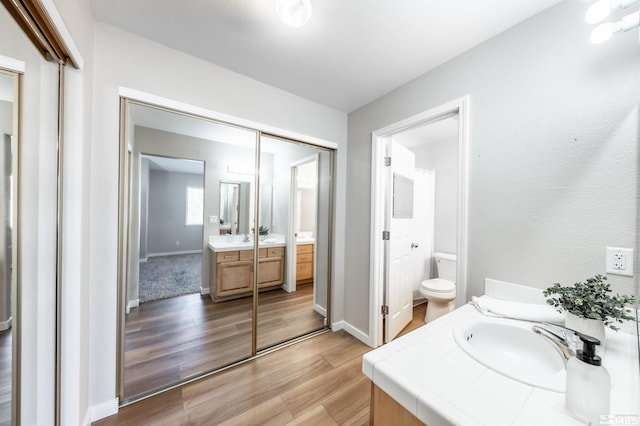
(239, 249), (253, 260)
(267, 247), (285, 257)
(217, 251), (239, 263)
(259, 248), (267, 258)
(297, 253), (313, 263)
(296, 262), (313, 281)
(296, 244), (314, 254)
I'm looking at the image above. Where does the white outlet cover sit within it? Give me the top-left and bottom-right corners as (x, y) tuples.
(606, 247), (634, 277)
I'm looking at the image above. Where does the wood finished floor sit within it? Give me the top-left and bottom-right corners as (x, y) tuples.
(124, 283), (325, 399)
(98, 304), (426, 426)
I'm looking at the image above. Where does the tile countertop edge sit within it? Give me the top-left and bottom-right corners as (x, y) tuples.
(362, 303), (640, 426)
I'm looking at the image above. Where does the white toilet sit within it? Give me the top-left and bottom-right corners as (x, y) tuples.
(419, 252), (457, 323)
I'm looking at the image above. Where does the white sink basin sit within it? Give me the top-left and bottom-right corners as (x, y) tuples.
(453, 318), (566, 392)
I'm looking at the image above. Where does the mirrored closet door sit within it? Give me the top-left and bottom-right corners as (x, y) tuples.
(119, 100), (334, 403)
(256, 135), (331, 350)
(0, 67), (17, 426)
(120, 102), (258, 401)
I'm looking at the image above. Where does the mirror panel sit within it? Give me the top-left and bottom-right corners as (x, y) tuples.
(256, 136), (331, 350)
(121, 102), (257, 401)
(0, 69), (15, 426)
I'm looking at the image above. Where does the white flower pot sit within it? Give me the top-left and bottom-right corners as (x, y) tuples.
(565, 312), (606, 348)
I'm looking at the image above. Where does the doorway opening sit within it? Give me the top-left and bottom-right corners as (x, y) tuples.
(136, 155), (204, 304)
(369, 97), (469, 347)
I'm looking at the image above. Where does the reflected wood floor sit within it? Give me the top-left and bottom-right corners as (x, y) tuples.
(98, 305), (426, 425)
(124, 283), (325, 399)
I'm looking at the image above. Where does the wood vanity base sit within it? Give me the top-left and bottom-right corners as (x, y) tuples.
(370, 383), (425, 426)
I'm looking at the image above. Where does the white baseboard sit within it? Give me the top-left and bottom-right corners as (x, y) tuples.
(147, 250), (202, 257)
(125, 299), (139, 315)
(200, 287), (210, 295)
(0, 317), (11, 331)
(332, 320), (373, 347)
(314, 304), (326, 317)
(139, 257), (148, 263)
(89, 397), (118, 422)
(81, 408), (91, 426)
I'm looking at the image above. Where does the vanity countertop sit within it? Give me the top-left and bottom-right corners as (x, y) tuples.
(208, 235), (285, 252)
(362, 302), (639, 426)
(295, 238), (315, 245)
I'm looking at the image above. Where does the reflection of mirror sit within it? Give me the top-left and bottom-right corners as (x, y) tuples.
(219, 182), (240, 234)
(259, 184), (272, 231)
(219, 181), (251, 235)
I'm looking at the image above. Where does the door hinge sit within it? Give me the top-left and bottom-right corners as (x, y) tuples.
(382, 231), (390, 240)
(384, 156), (391, 166)
(381, 305), (389, 316)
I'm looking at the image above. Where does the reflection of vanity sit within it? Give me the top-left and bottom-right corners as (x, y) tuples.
(208, 237), (286, 301)
(296, 243), (314, 284)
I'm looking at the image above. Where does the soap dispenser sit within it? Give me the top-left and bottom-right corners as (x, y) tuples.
(565, 333), (610, 424)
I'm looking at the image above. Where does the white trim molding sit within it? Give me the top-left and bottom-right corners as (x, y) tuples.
(0, 55), (25, 73)
(88, 397), (119, 423)
(0, 317), (12, 331)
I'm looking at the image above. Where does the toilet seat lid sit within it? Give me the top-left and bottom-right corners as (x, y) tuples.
(421, 278), (455, 293)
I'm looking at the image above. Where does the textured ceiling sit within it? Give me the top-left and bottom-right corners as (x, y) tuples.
(91, 0), (563, 112)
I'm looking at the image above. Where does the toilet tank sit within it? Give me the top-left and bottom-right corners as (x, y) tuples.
(433, 252), (456, 282)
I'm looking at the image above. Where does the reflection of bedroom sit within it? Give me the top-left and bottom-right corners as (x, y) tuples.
(138, 155), (204, 303)
(122, 115), (331, 400)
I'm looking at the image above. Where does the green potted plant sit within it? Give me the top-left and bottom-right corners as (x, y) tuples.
(543, 274), (636, 343)
(254, 225), (269, 240)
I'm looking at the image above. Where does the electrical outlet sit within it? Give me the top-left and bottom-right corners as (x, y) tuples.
(209, 215), (218, 224)
(606, 247), (633, 277)
(176, 240), (180, 246)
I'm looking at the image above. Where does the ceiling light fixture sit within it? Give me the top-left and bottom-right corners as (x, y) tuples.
(585, 0), (640, 24)
(590, 10), (640, 43)
(275, 0), (312, 28)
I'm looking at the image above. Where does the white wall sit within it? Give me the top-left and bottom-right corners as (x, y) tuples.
(147, 170), (204, 255)
(345, 1), (640, 339)
(90, 22), (347, 416)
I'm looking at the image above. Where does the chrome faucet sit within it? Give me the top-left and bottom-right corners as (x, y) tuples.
(531, 323), (577, 362)
(243, 233), (250, 242)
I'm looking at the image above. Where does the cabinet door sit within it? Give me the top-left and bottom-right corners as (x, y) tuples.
(296, 262), (313, 282)
(217, 260), (253, 297)
(258, 257), (284, 287)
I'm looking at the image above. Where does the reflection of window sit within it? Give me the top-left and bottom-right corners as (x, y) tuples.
(185, 186), (203, 225)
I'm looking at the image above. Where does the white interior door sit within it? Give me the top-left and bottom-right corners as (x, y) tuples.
(384, 140), (415, 342)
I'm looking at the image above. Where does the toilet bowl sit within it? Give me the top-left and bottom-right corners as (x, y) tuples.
(419, 252), (457, 323)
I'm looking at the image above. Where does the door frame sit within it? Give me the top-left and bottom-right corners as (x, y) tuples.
(369, 96), (469, 347)
(286, 154), (319, 293)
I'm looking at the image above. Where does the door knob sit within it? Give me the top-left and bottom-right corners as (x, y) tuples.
(411, 243), (419, 249)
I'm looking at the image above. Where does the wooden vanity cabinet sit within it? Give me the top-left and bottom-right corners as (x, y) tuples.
(210, 246), (285, 300)
(259, 247), (285, 288)
(296, 243), (314, 284)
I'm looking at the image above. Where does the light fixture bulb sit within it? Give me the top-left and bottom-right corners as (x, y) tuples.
(590, 11), (640, 43)
(276, 0), (313, 28)
(585, 0), (611, 24)
(590, 22), (614, 42)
